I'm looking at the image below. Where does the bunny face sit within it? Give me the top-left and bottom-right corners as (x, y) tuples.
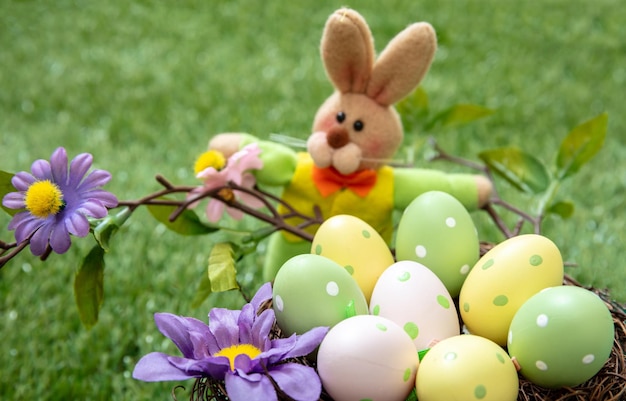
(308, 92), (403, 174)
(307, 8), (436, 175)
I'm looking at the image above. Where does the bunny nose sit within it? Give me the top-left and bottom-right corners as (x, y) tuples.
(326, 126), (349, 149)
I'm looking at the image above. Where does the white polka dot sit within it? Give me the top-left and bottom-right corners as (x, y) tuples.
(415, 245), (427, 258)
(326, 281), (339, 296)
(274, 295), (284, 311)
(582, 354), (595, 364)
(536, 360), (548, 371)
(536, 314), (549, 327)
(445, 217), (456, 227)
(460, 264), (470, 275)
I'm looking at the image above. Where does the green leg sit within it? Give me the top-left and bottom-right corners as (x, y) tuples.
(262, 233), (312, 282)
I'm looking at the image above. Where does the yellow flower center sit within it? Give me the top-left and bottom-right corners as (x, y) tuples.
(24, 180), (64, 219)
(194, 150), (226, 175)
(214, 343), (262, 371)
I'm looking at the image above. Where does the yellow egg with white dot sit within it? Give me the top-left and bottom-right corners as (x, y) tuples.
(459, 234), (564, 345)
(312, 214), (395, 302)
(416, 334), (519, 401)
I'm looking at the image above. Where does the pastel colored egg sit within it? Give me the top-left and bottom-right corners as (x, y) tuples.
(317, 315), (419, 401)
(311, 214), (395, 302)
(459, 234), (564, 345)
(395, 191), (479, 297)
(508, 286), (614, 388)
(416, 334), (519, 401)
(369, 260), (460, 351)
(272, 254), (368, 336)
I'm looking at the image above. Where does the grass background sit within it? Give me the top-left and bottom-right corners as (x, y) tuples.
(1, 0), (624, 399)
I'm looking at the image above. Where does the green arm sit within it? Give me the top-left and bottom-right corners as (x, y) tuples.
(393, 168), (480, 211)
(239, 134), (298, 187)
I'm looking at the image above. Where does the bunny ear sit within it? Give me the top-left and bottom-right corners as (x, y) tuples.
(320, 8), (375, 94)
(366, 22), (437, 106)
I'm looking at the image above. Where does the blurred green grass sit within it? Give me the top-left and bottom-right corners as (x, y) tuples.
(1, 0), (624, 399)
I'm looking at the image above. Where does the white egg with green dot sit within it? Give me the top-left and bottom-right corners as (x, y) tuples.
(317, 315), (419, 401)
(272, 254), (368, 336)
(395, 191), (479, 297)
(416, 334), (519, 401)
(507, 286), (614, 388)
(369, 260), (460, 351)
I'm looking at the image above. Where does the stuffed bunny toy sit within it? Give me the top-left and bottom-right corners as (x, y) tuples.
(208, 8), (491, 281)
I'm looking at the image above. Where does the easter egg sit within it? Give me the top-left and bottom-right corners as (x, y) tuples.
(459, 234), (564, 345)
(395, 191), (479, 297)
(311, 214), (394, 302)
(416, 334), (519, 401)
(507, 286), (614, 388)
(369, 260), (460, 351)
(272, 254), (368, 336)
(317, 315), (419, 401)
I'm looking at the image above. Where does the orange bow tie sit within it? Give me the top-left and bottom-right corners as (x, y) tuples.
(312, 165), (378, 197)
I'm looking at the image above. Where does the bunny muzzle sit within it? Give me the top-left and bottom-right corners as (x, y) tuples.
(307, 130), (363, 175)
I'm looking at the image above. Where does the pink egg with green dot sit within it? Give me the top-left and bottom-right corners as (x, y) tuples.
(272, 254), (368, 336)
(416, 334), (519, 401)
(395, 191), (479, 297)
(369, 260), (460, 351)
(508, 286), (614, 388)
(317, 315), (419, 401)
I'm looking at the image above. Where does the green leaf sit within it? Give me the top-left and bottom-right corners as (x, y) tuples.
(208, 242), (239, 293)
(556, 112), (608, 180)
(479, 147), (550, 194)
(93, 207), (131, 251)
(74, 245), (105, 329)
(397, 86), (430, 133)
(426, 103), (494, 131)
(0, 170), (21, 217)
(547, 200), (575, 219)
(191, 269), (213, 308)
(147, 203), (218, 235)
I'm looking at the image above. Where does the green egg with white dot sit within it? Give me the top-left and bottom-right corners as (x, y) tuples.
(395, 191), (479, 297)
(459, 234), (564, 345)
(272, 253), (368, 336)
(369, 260), (460, 351)
(507, 285), (614, 388)
(317, 315), (419, 401)
(416, 334), (519, 401)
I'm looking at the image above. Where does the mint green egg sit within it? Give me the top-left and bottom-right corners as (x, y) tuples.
(507, 286), (614, 388)
(395, 191), (479, 297)
(272, 254), (368, 336)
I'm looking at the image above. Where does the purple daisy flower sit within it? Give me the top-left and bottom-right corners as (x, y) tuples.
(133, 283), (328, 401)
(2, 147), (118, 256)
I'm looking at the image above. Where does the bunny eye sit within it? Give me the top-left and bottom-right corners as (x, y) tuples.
(353, 120), (364, 131)
(336, 111), (346, 123)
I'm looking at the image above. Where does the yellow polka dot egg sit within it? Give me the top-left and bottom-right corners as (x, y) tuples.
(395, 191), (480, 297)
(416, 334), (519, 401)
(508, 285), (614, 388)
(317, 315), (419, 401)
(369, 260), (460, 351)
(459, 234), (564, 345)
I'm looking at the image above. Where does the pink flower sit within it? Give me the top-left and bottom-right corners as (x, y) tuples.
(192, 143), (264, 222)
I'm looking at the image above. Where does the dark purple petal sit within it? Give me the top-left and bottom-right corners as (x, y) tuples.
(77, 169), (111, 191)
(167, 355), (215, 378)
(209, 308), (241, 349)
(10, 213), (43, 242)
(76, 200), (109, 219)
(251, 309), (275, 349)
(11, 172), (36, 191)
(154, 313), (203, 359)
(224, 372), (278, 401)
(283, 326), (328, 359)
(132, 352), (197, 382)
(237, 304), (255, 345)
(250, 282), (273, 312)
(264, 335), (297, 364)
(30, 159), (52, 181)
(29, 223), (52, 256)
(202, 356), (231, 380)
(269, 363), (322, 401)
(3, 192), (25, 210)
(65, 212), (90, 237)
(49, 222), (72, 254)
(50, 148), (69, 185)
(68, 153), (93, 187)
